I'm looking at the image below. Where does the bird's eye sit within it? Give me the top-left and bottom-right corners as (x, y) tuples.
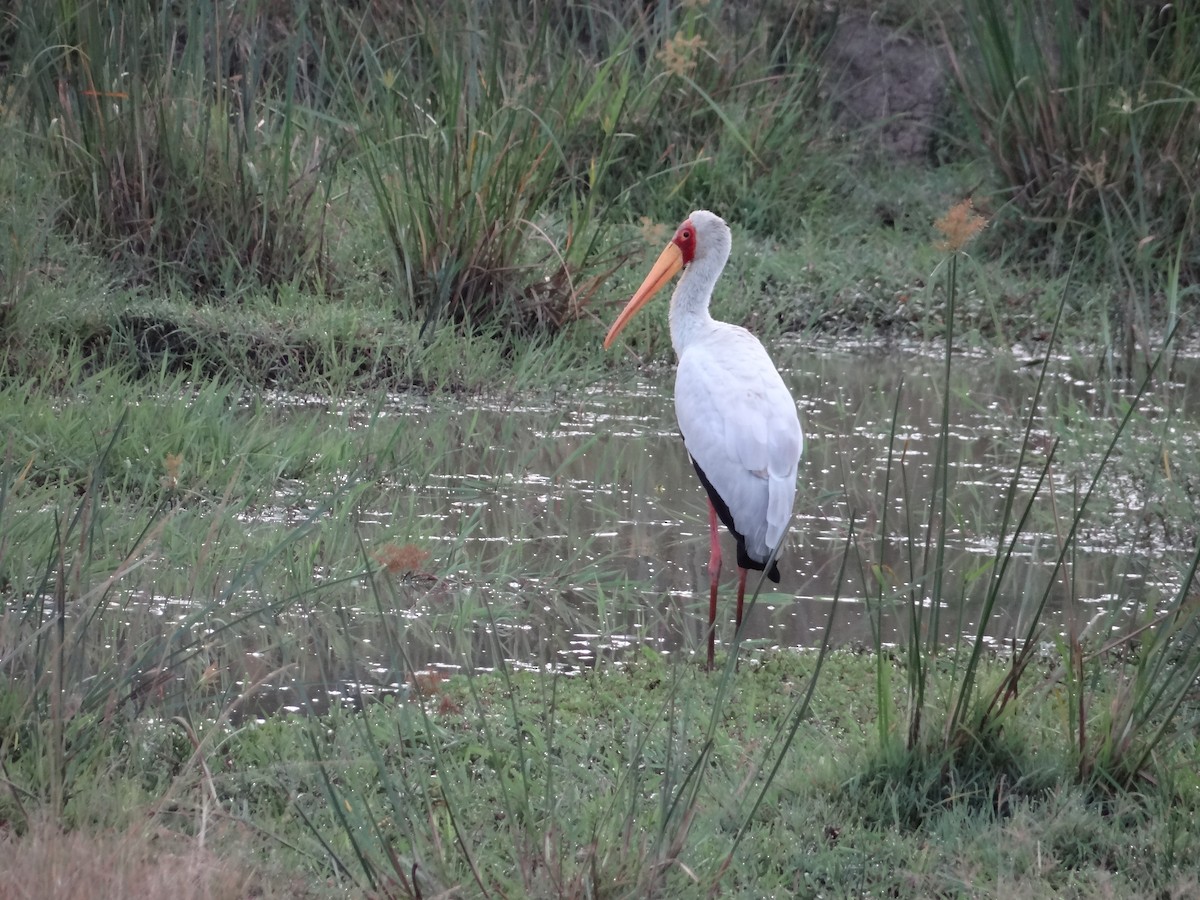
(682, 229), (692, 239)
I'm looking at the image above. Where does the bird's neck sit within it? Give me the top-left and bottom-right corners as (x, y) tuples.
(668, 256), (723, 356)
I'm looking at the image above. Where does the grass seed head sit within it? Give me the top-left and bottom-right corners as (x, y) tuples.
(934, 198), (987, 253)
(375, 542), (432, 576)
(658, 32), (707, 77)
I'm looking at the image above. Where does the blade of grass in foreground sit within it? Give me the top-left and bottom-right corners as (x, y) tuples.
(946, 248), (1076, 738)
(656, 515), (850, 891)
(867, 382), (906, 756)
(723, 517), (852, 861)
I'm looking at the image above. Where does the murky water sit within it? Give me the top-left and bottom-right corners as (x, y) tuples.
(220, 342), (1200, 714)
(70, 341), (1188, 720)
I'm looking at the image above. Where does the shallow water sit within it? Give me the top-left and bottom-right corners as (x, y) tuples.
(231, 342), (1200, 713)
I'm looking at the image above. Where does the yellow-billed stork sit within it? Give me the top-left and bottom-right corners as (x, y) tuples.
(604, 210), (803, 669)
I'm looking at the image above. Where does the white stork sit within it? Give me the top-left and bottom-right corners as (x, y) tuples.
(604, 210), (803, 669)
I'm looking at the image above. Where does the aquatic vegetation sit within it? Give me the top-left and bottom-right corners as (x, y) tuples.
(2, 1), (1200, 894)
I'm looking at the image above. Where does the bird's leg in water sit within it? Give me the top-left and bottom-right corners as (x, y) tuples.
(730, 567), (748, 672)
(707, 500), (722, 670)
(735, 567), (748, 635)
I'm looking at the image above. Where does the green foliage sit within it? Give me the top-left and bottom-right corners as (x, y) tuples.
(346, 3), (625, 334)
(861, 200), (1199, 822)
(12, 0), (334, 296)
(342, 0), (834, 334)
(0, 0), (1195, 352)
(955, 0), (1200, 322)
(4, 0), (842, 335)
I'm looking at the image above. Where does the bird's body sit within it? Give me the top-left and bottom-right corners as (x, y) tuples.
(676, 321), (800, 576)
(605, 210), (802, 668)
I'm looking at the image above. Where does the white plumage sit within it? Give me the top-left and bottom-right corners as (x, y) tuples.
(676, 324), (802, 563)
(604, 210), (803, 668)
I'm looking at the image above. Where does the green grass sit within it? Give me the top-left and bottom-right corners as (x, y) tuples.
(13, 0), (333, 298)
(952, 0), (1200, 366)
(4, 648), (1200, 897)
(3, 1), (1200, 896)
(1, 0), (1191, 375)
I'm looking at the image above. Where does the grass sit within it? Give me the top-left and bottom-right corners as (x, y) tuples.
(842, 199), (1200, 853)
(3, 207), (1198, 895)
(17, 1), (333, 298)
(346, 2), (630, 336)
(0, 817), (304, 900)
(952, 0), (1200, 367)
(3, 649), (1200, 897)
(1, 0), (1191, 378)
(2, 1), (1200, 896)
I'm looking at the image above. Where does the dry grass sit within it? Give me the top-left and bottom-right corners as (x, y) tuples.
(0, 818), (318, 900)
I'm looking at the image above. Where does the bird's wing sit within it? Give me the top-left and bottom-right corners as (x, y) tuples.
(675, 327), (802, 561)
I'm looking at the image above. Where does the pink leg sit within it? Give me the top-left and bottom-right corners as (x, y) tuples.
(707, 500), (722, 670)
(735, 566), (748, 634)
(733, 566), (749, 671)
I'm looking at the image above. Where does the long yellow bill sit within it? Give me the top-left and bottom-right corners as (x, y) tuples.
(603, 242), (684, 349)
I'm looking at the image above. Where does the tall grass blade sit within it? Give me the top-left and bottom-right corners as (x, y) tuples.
(726, 516), (851, 854)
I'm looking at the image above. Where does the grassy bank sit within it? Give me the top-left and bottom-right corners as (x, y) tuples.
(0, 117), (1083, 397)
(3, 650), (1200, 897)
(1, 0), (1196, 387)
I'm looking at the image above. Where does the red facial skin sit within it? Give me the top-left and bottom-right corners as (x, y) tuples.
(674, 219), (697, 265)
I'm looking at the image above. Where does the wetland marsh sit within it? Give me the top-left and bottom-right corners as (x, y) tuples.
(52, 342), (1196, 718)
(4, 0), (1200, 894)
(7, 334), (1197, 897)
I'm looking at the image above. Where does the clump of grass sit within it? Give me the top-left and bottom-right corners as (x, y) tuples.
(344, 3), (629, 337)
(858, 197), (1197, 825)
(952, 0), (1200, 357)
(1059, 510), (1200, 792)
(14, 1), (334, 296)
(342, 0), (841, 337)
(956, 0), (1200, 234)
(857, 197), (1059, 819)
(542, 0), (839, 235)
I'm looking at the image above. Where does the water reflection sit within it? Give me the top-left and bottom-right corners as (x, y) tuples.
(270, 344), (1195, 696)
(126, 345), (1200, 716)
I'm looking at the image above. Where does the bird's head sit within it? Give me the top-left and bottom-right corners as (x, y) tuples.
(603, 210), (730, 349)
